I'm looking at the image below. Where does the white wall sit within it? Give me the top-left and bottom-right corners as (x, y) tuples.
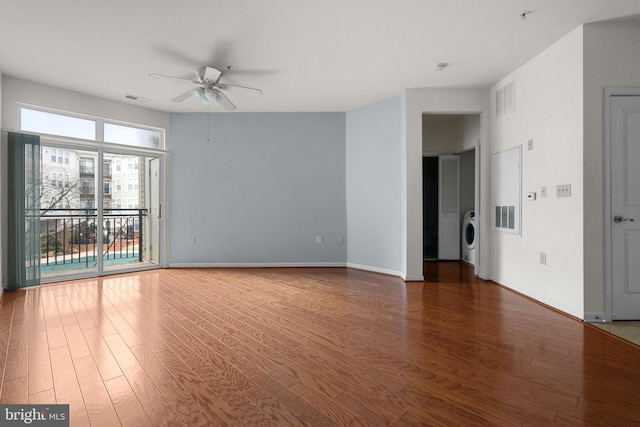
(1, 76), (169, 131)
(169, 112), (347, 266)
(583, 22), (640, 319)
(0, 72), (3, 286)
(422, 115), (462, 154)
(490, 27), (584, 317)
(460, 114), (480, 151)
(404, 88), (491, 280)
(345, 97), (403, 276)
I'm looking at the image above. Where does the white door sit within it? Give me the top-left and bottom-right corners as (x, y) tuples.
(438, 155), (460, 260)
(611, 96), (640, 319)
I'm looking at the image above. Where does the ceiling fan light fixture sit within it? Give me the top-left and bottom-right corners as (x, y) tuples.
(204, 88), (216, 102)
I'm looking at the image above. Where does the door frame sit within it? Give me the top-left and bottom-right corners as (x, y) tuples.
(37, 138), (167, 283)
(603, 87), (640, 321)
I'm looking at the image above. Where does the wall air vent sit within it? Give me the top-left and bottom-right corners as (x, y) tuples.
(496, 80), (515, 116)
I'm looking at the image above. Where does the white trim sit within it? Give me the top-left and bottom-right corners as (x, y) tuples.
(169, 262), (348, 268)
(603, 87), (640, 321)
(495, 277), (583, 319)
(346, 262), (404, 278)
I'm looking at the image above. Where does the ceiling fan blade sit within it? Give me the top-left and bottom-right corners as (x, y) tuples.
(203, 66), (222, 83)
(171, 89), (194, 103)
(213, 90), (236, 111)
(220, 83), (263, 95)
(149, 73), (194, 83)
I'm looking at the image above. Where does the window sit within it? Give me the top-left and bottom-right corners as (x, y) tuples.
(49, 148), (70, 164)
(115, 159), (121, 172)
(19, 106), (165, 150)
(79, 178), (94, 195)
(79, 159), (94, 175)
(116, 179), (121, 191)
(103, 161), (112, 176)
(128, 158), (139, 170)
(21, 108), (96, 140)
(104, 122), (162, 149)
(103, 179), (111, 195)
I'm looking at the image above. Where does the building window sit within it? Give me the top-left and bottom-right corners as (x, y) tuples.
(128, 158), (139, 170)
(49, 148), (70, 164)
(79, 159), (94, 175)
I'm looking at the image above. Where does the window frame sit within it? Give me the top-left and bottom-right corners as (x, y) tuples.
(17, 104), (166, 151)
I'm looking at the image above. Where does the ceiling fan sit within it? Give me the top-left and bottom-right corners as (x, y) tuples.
(149, 66), (262, 110)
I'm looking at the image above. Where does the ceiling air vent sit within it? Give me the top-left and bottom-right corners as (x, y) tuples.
(124, 94), (151, 104)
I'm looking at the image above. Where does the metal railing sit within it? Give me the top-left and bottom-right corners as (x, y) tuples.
(40, 208), (146, 270)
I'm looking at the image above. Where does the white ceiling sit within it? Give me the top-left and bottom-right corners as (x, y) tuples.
(1, 0), (640, 113)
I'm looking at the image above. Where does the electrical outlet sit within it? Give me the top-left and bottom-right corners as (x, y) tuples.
(541, 186), (547, 198)
(316, 235), (322, 244)
(188, 235), (195, 245)
(528, 139), (534, 151)
(337, 236), (344, 245)
(556, 184), (571, 198)
(540, 252), (546, 265)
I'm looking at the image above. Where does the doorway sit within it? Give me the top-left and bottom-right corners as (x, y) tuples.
(605, 90), (640, 320)
(422, 113), (479, 264)
(422, 157), (438, 259)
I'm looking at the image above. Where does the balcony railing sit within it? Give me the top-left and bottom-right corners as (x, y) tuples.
(39, 208), (147, 272)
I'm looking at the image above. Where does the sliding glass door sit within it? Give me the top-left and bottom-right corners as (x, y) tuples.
(102, 152), (161, 274)
(39, 145), (162, 280)
(39, 146), (99, 278)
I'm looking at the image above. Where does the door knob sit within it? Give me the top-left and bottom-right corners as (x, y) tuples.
(614, 215), (634, 223)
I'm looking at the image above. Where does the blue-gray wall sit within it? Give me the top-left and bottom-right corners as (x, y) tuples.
(345, 97), (403, 275)
(169, 112), (347, 265)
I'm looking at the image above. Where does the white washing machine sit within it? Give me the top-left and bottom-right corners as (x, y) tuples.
(462, 211), (476, 265)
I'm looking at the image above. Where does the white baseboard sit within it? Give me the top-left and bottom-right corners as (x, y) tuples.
(346, 262), (404, 279)
(169, 262), (347, 268)
(492, 277), (584, 320)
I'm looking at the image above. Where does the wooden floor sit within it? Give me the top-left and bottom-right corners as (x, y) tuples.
(0, 263), (639, 426)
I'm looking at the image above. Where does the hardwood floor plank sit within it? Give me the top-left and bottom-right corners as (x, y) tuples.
(81, 328), (123, 381)
(63, 323), (91, 360)
(104, 375), (153, 427)
(142, 398), (183, 427)
(129, 343), (210, 426)
(154, 348), (247, 426)
(27, 330), (54, 394)
(54, 294), (79, 327)
(29, 387), (55, 404)
(1, 264), (640, 425)
(0, 376), (28, 404)
(49, 346), (90, 427)
(3, 329), (28, 383)
(103, 333), (163, 405)
(73, 355), (121, 426)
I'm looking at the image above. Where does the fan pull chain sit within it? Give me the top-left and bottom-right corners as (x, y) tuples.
(207, 102), (212, 143)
